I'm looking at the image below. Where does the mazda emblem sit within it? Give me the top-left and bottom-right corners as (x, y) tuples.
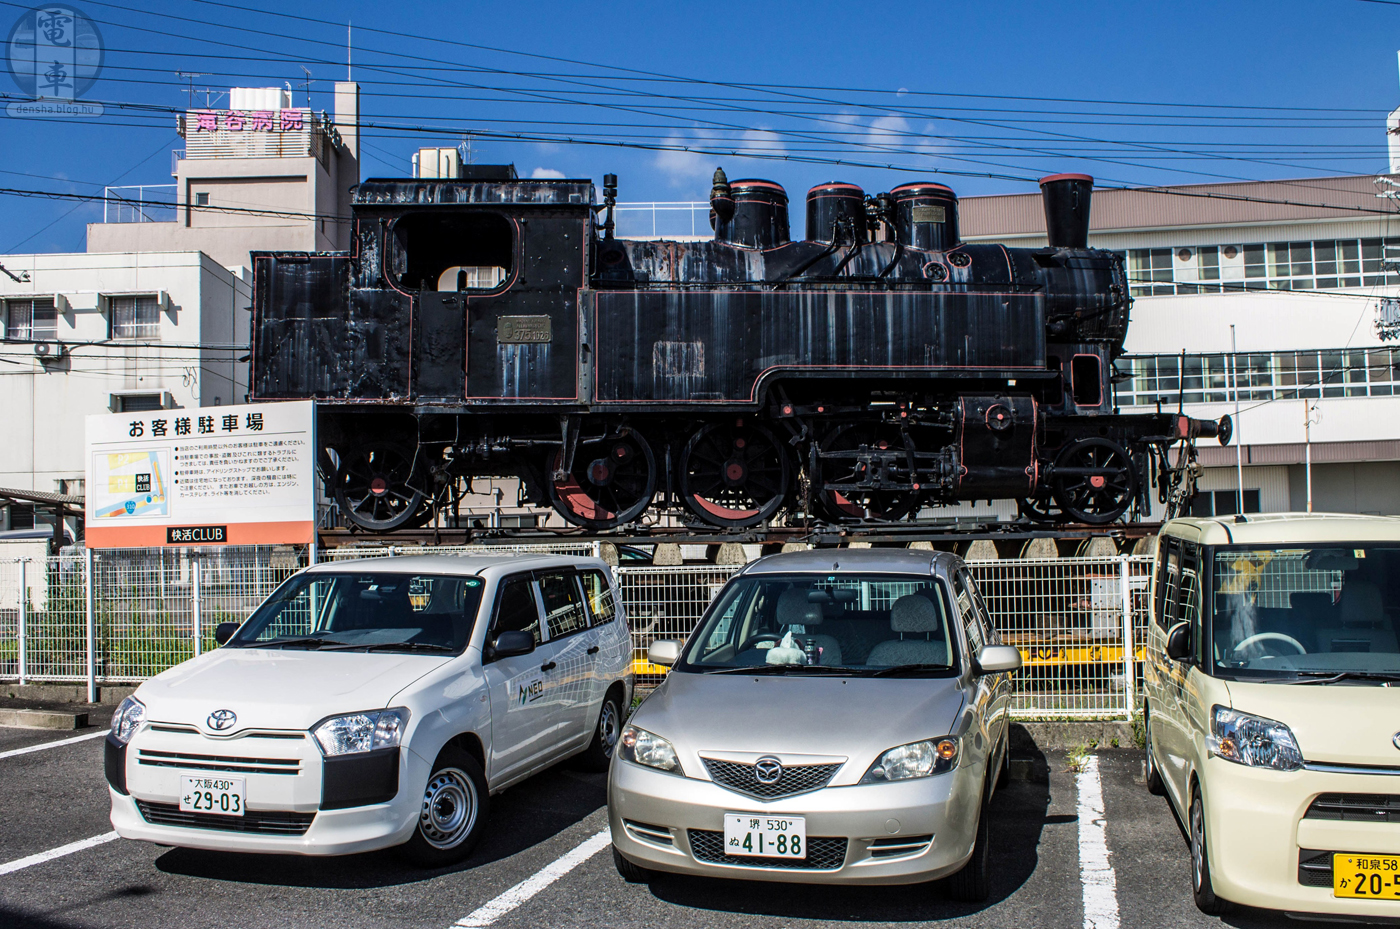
(207, 709), (237, 731)
(754, 756), (784, 785)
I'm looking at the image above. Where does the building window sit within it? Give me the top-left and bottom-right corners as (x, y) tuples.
(113, 393), (163, 412)
(4, 298), (57, 341)
(5, 503), (36, 530)
(194, 192), (209, 206)
(1189, 489), (1261, 518)
(1118, 348), (1400, 407)
(110, 295), (160, 340)
(1126, 236), (1400, 296)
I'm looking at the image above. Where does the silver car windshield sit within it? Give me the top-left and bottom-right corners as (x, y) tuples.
(676, 572), (959, 676)
(230, 573), (486, 654)
(1212, 546), (1400, 678)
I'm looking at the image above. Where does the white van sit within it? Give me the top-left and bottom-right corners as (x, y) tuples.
(104, 554), (632, 866)
(1144, 514), (1400, 918)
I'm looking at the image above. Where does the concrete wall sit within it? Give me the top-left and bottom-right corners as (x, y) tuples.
(1286, 461), (1400, 515)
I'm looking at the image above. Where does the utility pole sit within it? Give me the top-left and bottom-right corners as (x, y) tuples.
(1304, 399), (1321, 513)
(1231, 325), (1245, 515)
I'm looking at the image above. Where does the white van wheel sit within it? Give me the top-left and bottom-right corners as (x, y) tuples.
(401, 748), (490, 867)
(576, 691), (623, 772)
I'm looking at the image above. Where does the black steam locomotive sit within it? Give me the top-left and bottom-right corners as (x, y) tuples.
(249, 166), (1226, 532)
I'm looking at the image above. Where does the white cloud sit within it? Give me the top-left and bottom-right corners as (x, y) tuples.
(866, 115), (913, 151)
(654, 130), (722, 189)
(530, 167), (566, 179)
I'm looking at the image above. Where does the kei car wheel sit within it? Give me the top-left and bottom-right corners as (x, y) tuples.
(400, 748), (490, 868)
(946, 786), (991, 902)
(1144, 709), (1165, 796)
(613, 845), (654, 883)
(575, 691), (623, 773)
(1190, 787), (1231, 915)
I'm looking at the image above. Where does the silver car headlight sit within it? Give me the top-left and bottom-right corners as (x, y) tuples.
(110, 696), (146, 745)
(861, 737), (959, 783)
(312, 708), (409, 757)
(619, 725), (683, 774)
(1207, 705), (1302, 771)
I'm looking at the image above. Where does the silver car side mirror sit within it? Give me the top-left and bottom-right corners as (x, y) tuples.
(975, 644), (1022, 675)
(649, 639), (682, 667)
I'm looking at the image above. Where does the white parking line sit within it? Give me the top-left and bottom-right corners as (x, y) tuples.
(0, 832), (120, 877)
(1077, 755), (1120, 929)
(0, 729), (109, 761)
(451, 828), (611, 928)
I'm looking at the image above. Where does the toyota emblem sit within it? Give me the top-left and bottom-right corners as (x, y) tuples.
(1393, 731), (1400, 750)
(207, 709), (237, 731)
(754, 756), (784, 785)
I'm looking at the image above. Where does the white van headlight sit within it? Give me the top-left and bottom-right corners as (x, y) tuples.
(1208, 706), (1303, 771)
(861, 738), (959, 783)
(619, 725), (682, 774)
(312, 708), (409, 756)
(110, 696), (145, 745)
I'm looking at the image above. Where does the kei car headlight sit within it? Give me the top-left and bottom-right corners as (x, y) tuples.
(312, 708), (409, 757)
(1207, 705), (1303, 771)
(110, 696), (146, 745)
(619, 725), (683, 774)
(861, 738), (959, 783)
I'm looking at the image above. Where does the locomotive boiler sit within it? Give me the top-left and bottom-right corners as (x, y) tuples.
(249, 166), (1226, 532)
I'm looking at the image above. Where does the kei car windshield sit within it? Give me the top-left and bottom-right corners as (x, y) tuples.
(1211, 546), (1400, 677)
(229, 572), (486, 653)
(675, 572), (959, 676)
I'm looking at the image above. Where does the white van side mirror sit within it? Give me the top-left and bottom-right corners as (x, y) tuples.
(648, 640), (681, 667)
(975, 645), (1022, 674)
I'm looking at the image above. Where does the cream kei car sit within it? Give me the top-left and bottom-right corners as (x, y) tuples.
(1144, 513), (1400, 918)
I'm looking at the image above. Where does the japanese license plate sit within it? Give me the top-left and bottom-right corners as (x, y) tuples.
(1334, 853), (1400, 898)
(179, 775), (245, 817)
(723, 813), (806, 858)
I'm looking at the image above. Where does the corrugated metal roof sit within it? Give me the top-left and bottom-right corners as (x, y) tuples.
(1196, 439), (1400, 468)
(961, 174), (1400, 239)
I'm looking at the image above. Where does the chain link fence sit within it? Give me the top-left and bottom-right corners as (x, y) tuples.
(0, 546), (1155, 719)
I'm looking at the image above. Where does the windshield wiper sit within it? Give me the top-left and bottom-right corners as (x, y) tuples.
(704, 664), (856, 675)
(865, 663), (954, 677)
(1283, 671), (1400, 685)
(243, 636), (331, 649)
(320, 641), (456, 653)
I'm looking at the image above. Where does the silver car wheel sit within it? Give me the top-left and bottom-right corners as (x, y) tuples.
(419, 767), (479, 850)
(1189, 794), (1205, 892)
(598, 700), (621, 759)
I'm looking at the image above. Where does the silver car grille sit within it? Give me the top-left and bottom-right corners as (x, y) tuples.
(688, 830), (847, 870)
(702, 758), (842, 799)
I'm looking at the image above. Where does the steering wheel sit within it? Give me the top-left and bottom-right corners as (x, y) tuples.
(1232, 631), (1306, 659)
(738, 632), (782, 653)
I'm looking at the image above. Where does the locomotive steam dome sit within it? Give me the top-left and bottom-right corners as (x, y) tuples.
(805, 182), (867, 244)
(890, 182), (959, 250)
(715, 179), (790, 249)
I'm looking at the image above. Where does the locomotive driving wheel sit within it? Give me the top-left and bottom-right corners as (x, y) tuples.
(1050, 438), (1138, 525)
(333, 444), (429, 532)
(679, 421), (790, 528)
(816, 423), (924, 523)
(547, 429), (657, 530)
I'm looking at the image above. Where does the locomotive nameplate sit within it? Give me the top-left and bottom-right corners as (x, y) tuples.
(912, 205), (946, 223)
(497, 316), (552, 344)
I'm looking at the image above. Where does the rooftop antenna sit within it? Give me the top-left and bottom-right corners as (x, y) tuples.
(176, 71), (206, 109)
(299, 66), (314, 109)
(347, 20), (352, 82)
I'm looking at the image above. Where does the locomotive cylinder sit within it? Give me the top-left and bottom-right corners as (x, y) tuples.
(714, 179), (790, 249)
(804, 182), (867, 244)
(1039, 173), (1094, 248)
(889, 182), (959, 250)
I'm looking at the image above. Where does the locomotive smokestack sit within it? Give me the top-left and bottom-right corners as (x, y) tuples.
(1038, 173), (1093, 249)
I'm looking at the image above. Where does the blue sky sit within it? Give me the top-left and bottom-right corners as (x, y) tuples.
(2, 0), (1399, 252)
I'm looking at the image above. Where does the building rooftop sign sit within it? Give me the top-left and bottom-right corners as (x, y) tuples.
(180, 106), (338, 161)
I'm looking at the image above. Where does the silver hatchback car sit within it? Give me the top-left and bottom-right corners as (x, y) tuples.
(608, 549), (1020, 899)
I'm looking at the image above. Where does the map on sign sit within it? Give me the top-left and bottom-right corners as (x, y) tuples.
(92, 450), (170, 520)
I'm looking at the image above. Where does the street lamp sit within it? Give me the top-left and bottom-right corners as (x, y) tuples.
(1304, 399), (1322, 513)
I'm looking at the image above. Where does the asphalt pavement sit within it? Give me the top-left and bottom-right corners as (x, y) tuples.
(0, 735), (1329, 929)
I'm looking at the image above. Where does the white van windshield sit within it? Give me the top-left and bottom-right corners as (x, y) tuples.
(1212, 546), (1400, 678)
(229, 573), (486, 654)
(676, 573), (960, 677)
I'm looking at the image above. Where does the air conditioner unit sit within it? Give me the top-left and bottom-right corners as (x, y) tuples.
(32, 341), (66, 363)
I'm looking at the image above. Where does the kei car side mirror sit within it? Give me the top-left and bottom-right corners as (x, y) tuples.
(648, 640), (681, 667)
(974, 644), (1022, 674)
(1165, 622), (1193, 662)
(213, 622), (240, 646)
(488, 630), (536, 661)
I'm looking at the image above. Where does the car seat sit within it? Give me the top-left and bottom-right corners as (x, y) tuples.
(1320, 581), (1398, 654)
(865, 595), (949, 666)
(774, 588), (844, 666)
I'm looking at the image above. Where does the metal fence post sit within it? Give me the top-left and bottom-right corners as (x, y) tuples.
(192, 553), (203, 658)
(17, 559), (27, 686)
(1120, 555), (1135, 721)
(85, 547), (97, 703)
